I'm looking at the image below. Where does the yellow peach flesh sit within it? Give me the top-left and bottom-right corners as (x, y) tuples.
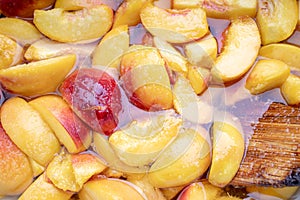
(281, 74), (300, 105)
(0, 33), (22, 69)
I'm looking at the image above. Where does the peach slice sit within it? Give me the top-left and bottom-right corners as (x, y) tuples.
(281, 74), (300, 105)
(172, 0), (257, 19)
(173, 75), (213, 124)
(184, 34), (217, 68)
(55, 0), (121, 10)
(259, 43), (300, 71)
(211, 16), (261, 83)
(187, 65), (210, 95)
(29, 157), (45, 177)
(29, 95), (92, 154)
(0, 97), (61, 166)
(113, 0), (152, 28)
(161, 186), (186, 200)
(246, 186), (299, 200)
(108, 111), (182, 166)
(245, 59), (290, 95)
(78, 178), (146, 200)
(19, 173), (73, 200)
(0, 54), (76, 97)
(153, 36), (188, 75)
(0, 17), (43, 45)
(208, 120), (244, 187)
(0, 33), (23, 69)
(25, 38), (96, 61)
(33, 6), (113, 43)
(140, 4), (208, 43)
(148, 127), (211, 188)
(92, 25), (129, 69)
(121, 45), (173, 111)
(0, 123), (33, 196)
(256, 0), (298, 45)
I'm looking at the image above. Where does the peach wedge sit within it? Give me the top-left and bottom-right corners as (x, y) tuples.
(211, 16), (261, 83)
(33, 6), (113, 43)
(0, 54), (76, 97)
(140, 4), (208, 43)
(29, 95), (92, 154)
(0, 33), (22, 69)
(256, 0), (298, 45)
(0, 97), (61, 166)
(0, 124), (33, 196)
(281, 74), (300, 105)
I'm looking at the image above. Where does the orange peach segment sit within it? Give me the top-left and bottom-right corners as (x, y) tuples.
(281, 74), (300, 105)
(0, 97), (61, 166)
(0, 124), (33, 196)
(246, 186), (299, 200)
(172, 0), (257, 19)
(148, 127), (211, 188)
(0, 54), (76, 97)
(0, 17), (43, 45)
(208, 121), (244, 187)
(29, 95), (92, 154)
(29, 157), (45, 177)
(245, 59), (290, 95)
(19, 173), (73, 200)
(33, 6), (113, 43)
(187, 65), (210, 95)
(113, 0), (152, 28)
(211, 17), (261, 83)
(25, 38), (96, 61)
(0, 33), (22, 69)
(256, 0), (298, 45)
(92, 25), (129, 69)
(109, 112), (181, 166)
(140, 4), (208, 43)
(184, 34), (217, 68)
(153, 36), (188, 75)
(259, 43), (300, 71)
(78, 178), (146, 200)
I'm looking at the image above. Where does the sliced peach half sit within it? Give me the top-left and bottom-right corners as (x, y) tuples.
(256, 0), (298, 45)
(33, 6), (113, 43)
(140, 4), (208, 43)
(92, 25), (129, 69)
(211, 16), (261, 83)
(0, 123), (33, 196)
(148, 127), (211, 188)
(0, 97), (61, 166)
(109, 111), (182, 166)
(172, 0), (257, 19)
(281, 74), (300, 105)
(187, 65), (210, 95)
(259, 43), (300, 71)
(29, 94), (92, 154)
(0, 17), (43, 45)
(0, 33), (23, 69)
(0, 54), (76, 97)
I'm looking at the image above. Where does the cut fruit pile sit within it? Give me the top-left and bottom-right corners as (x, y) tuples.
(0, 0), (300, 199)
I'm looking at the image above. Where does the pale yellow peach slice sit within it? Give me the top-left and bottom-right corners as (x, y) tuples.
(184, 34), (217, 68)
(153, 36), (188, 75)
(0, 97), (61, 166)
(173, 0), (257, 19)
(161, 186), (186, 200)
(0, 33), (23, 69)
(178, 181), (224, 200)
(55, 0), (121, 10)
(259, 43), (300, 71)
(281, 74), (300, 105)
(29, 157), (45, 177)
(109, 112), (182, 166)
(245, 59), (290, 95)
(92, 25), (129, 69)
(0, 124), (33, 196)
(113, 0), (153, 28)
(173, 75), (213, 124)
(246, 186), (299, 200)
(211, 17), (261, 83)
(78, 178), (146, 200)
(208, 121), (244, 187)
(140, 4), (208, 43)
(19, 173), (73, 200)
(25, 38), (96, 61)
(187, 65), (210, 95)
(256, 0), (298, 45)
(148, 127), (211, 188)
(33, 6), (113, 42)
(0, 54), (76, 97)
(29, 95), (92, 154)
(0, 18), (43, 45)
